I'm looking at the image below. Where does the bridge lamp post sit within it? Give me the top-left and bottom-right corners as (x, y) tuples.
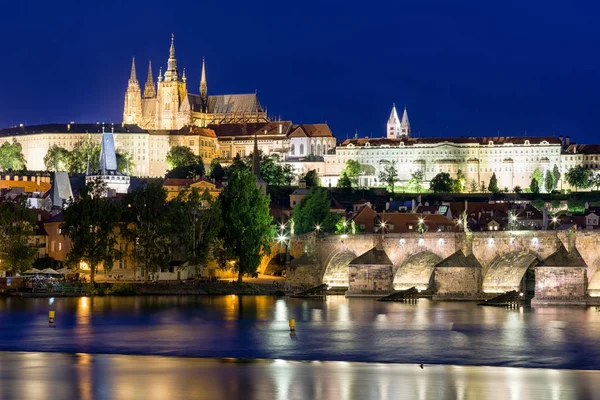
(551, 216), (559, 229)
(315, 224), (321, 233)
(277, 234), (290, 267)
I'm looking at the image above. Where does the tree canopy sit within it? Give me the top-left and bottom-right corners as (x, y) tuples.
(0, 200), (37, 274)
(61, 180), (121, 282)
(544, 170), (555, 193)
(565, 165), (591, 192)
(430, 172), (454, 193)
(209, 160), (226, 182)
(0, 140), (26, 171)
(218, 168), (274, 282)
(292, 187), (338, 234)
(341, 160), (361, 188)
(488, 173), (499, 194)
(260, 154), (294, 186)
(378, 161), (399, 193)
(165, 146), (205, 178)
(530, 177), (540, 194)
(408, 170), (424, 193)
(303, 169), (320, 188)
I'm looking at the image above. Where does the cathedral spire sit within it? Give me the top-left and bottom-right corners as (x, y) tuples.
(144, 60), (156, 98)
(129, 57), (138, 84)
(388, 103), (399, 124)
(165, 33), (179, 81)
(387, 103), (401, 139)
(200, 58), (207, 94)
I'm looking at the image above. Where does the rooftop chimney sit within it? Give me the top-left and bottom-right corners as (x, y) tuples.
(566, 136), (571, 146)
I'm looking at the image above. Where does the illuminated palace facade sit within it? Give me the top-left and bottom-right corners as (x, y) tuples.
(316, 105), (597, 191)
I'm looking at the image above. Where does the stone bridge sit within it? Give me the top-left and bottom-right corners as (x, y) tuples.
(283, 230), (600, 303)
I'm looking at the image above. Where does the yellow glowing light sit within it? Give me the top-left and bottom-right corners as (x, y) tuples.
(79, 261), (90, 270)
(315, 224), (321, 231)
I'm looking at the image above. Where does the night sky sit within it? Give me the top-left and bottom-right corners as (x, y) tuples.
(2, 1), (599, 143)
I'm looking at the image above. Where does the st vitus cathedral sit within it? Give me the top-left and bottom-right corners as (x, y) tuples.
(123, 35), (268, 130)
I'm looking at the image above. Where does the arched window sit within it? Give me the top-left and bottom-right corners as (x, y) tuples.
(300, 144), (304, 155)
(291, 144), (295, 155)
(323, 144), (328, 154)
(317, 143), (321, 156)
(311, 143), (315, 155)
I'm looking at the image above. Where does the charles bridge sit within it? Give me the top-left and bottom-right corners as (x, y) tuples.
(269, 230), (600, 304)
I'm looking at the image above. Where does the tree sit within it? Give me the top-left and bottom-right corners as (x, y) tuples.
(530, 178), (540, 194)
(553, 164), (561, 190)
(488, 173), (499, 194)
(67, 137), (100, 174)
(166, 146), (198, 169)
(122, 182), (173, 281)
(565, 165), (592, 192)
(116, 151), (134, 174)
(430, 172), (454, 193)
(544, 170), (555, 193)
(259, 154), (294, 186)
(218, 168), (274, 282)
(591, 172), (600, 191)
(532, 167), (543, 185)
(469, 179), (478, 193)
(408, 170), (424, 193)
(378, 161), (399, 193)
(0, 140), (26, 171)
(209, 160), (226, 182)
(453, 169), (466, 193)
(303, 170), (320, 188)
(292, 188), (338, 234)
(44, 145), (70, 171)
(513, 186), (523, 194)
(61, 180), (121, 283)
(343, 160), (361, 188)
(170, 188), (223, 274)
(0, 200), (37, 274)
(337, 172), (352, 189)
(165, 162), (205, 179)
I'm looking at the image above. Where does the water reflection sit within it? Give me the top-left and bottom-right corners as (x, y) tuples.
(2, 296), (600, 370)
(2, 352), (596, 400)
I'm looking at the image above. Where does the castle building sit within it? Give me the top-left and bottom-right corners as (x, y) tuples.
(123, 35), (268, 130)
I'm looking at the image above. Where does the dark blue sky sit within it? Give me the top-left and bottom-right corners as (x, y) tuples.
(1, 1), (599, 142)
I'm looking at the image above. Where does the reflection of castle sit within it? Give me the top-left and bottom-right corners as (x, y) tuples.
(123, 35), (268, 130)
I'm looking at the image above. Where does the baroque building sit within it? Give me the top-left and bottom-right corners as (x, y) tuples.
(123, 35), (268, 130)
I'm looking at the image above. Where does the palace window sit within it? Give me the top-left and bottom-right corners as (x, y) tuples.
(300, 144), (304, 155)
(291, 144), (295, 155)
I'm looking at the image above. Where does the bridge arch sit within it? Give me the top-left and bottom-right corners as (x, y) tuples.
(322, 250), (357, 287)
(482, 251), (540, 293)
(393, 251), (442, 291)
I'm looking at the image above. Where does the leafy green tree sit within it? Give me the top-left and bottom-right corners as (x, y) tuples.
(303, 169), (320, 188)
(430, 172), (454, 193)
(488, 173), (499, 194)
(0, 140), (26, 171)
(553, 164), (561, 190)
(170, 188), (222, 274)
(67, 137), (100, 174)
(513, 186), (523, 194)
(166, 146), (198, 169)
(530, 178), (540, 194)
(258, 154), (294, 186)
(228, 154), (249, 176)
(532, 167), (543, 185)
(469, 179), (478, 193)
(44, 145), (70, 171)
(218, 168), (274, 282)
(116, 151), (134, 174)
(337, 172), (352, 189)
(378, 161), (399, 193)
(165, 163), (205, 179)
(292, 188), (339, 234)
(209, 160), (226, 182)
(591, 172), (600, 191)
(343, 160), (361, 188)
(0, 200), (37, 274)
(453, 169), (466, 193)
(122, 182), (173, 281)
(408, 170), (424, 193)
(565, 165), (592, 192)
(544, 170), (555, 193)
(61, 180), (121, 282)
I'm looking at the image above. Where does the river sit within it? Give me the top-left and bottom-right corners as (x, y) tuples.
(1, 295), (599, 399)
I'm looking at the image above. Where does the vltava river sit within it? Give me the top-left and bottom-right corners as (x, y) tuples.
(1, 296), (600, 399)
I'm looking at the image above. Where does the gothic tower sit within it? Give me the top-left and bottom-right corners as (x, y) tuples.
(123, 57), (142, 124)
(387, 104), (401, 139)
(156, 34), (189, 130)
(200, 57), (208, 112)
(144, 60), (156, 98)
(400, 106), (411, 137)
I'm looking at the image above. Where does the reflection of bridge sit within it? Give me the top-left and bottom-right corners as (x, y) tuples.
(279, 230), (600, 304)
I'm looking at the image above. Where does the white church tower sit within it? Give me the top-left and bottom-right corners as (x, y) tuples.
(387, 104), (401, 138)
(387, 104), (411, 138)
